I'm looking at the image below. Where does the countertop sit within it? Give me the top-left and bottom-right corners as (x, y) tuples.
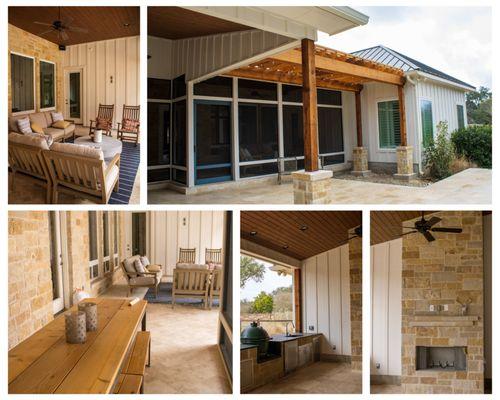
(269, 333), (320, 343)
(241, 343), (259, 350)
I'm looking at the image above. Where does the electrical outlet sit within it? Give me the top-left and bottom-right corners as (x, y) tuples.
(443, 304), (449, 311)
(332, 345), (336, 350)
(429, 304), (435, 312)
(309, 325), (314, 331)
(376, 363), (381, 369)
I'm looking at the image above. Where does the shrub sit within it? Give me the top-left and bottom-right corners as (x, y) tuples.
(451, 125), (492, 168)
(423, 121), (454, 180)
(450, 155), (477, 175)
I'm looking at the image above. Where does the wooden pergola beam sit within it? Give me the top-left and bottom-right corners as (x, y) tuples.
(293, 268), (302, 333)
(270, 49), (406, 86)
(302, 39), (319, 172)
(398, 85), (407, 146)
(225, 69), (362, 92)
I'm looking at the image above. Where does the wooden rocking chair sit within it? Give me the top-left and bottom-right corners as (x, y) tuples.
(89, 104), (115, 137)
(117, 105), (140, 146)
(205, 248), (222, 265)
(178, 248), (196, 264)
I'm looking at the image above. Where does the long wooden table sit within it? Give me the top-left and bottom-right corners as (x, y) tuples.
(8, 298), (147, 394)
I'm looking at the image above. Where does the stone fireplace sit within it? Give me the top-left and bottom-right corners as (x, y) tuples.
(401, 211), (484, 394)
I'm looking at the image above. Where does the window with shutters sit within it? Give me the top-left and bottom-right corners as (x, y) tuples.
(457, 104), (465, 129)
(377, 100), (401, 149)
(421, 100), (434, 147)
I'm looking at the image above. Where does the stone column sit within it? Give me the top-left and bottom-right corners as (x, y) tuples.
(351, 147), (370, 176)
(292, 170), (332, 204)
(395, 145), (416, 180)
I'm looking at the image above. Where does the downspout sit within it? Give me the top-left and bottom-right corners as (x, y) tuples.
(405, 72), (422, 174)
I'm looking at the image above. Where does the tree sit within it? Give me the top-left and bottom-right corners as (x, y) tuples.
(271, 285), (293, 313)
(252, 291), (274, 314)
(466, 86), (492, 125)
(240, 256), (266, 288)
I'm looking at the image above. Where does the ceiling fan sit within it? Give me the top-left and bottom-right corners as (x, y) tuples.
(400, 212), (462, 242)
(338, 225), (362, 245)
(34, 7), (88, 43)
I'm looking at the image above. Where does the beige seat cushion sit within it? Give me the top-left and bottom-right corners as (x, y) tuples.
(29, 112), (49, 129)
(51, 142), (104, 160)
(63, 124), (76, 135)
(123, 255), (141, 276)
(176, 263), (208, 270)
(43, 127), (66, 142)
(129, 276), (156, 286)
(9, 132), (50, 150)
(105, 165), (120, 194)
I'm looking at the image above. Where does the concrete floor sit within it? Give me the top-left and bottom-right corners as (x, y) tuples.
(148, 168), (491, 205)
(101, 280), (231, 394)
(8, 126), (140, 204)
(249, 362), (361, 394)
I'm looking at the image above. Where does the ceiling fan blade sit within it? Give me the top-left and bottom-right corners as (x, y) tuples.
(38, 29), (55, 37)
(62, 15), (74, 27)
(34, 21), (53, 27)
(67, 26), (88, 34)
(423, 231), (436, 242)
(61, 30), (69, 42)
(400, 230), (417, 237)
(425, 216), (442, 228)
(430, 227), (463, 233)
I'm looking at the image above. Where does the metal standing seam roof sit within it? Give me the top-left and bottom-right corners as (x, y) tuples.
(351, 45), (475, 90)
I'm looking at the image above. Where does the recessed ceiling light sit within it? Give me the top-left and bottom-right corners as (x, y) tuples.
(282, 244), (289, 249)
(300, 225), (308, 231)
(250, 231), (257, 236)
(123, 22), (131, 27)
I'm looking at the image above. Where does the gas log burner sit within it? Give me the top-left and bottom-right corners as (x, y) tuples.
(416, 346), (467, 371)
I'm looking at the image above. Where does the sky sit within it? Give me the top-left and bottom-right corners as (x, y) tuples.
(241, 257), (292, 302)
(317, 6), (492, 88)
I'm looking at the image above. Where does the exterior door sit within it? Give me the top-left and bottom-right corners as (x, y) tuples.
(64, 68), (83, 124)
(132, 212), (147, 256)
(49, 212), (65, 314)
(194, 100), (232, 184)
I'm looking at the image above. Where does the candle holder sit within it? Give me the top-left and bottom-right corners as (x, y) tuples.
(94, 129), (103, 143)
(65, 311), (87, 344)
(78, 302), (98, 331)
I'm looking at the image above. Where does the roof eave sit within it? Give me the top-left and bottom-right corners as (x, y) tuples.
(322, 6), (370, 27)
(407, 70), (476, 92)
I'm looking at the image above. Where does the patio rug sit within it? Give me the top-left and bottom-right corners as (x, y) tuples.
(67, 138), (139, 204)
(144, 282), (219, 308)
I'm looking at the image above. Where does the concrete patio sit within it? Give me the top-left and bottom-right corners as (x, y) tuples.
(148, 168), (491, 205)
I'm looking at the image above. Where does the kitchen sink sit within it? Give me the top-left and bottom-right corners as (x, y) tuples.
(286, 333), (304, 337)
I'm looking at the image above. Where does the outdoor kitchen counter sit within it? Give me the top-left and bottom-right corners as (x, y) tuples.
(241, 343), (259, 350)
(269, 333), (321, 342)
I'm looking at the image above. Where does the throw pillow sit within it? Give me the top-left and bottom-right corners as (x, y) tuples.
(140, 256), (150, 267)
(30, 122), (44, 134)
(122, 118), (139, 132)
(134, 259), (147, 274)
(96, 117), (110, 130)
(17, 117), (33, 134)
(51, 112), (64, 122)
(147, 264), (162, 273)
(52, 120), (71, 129)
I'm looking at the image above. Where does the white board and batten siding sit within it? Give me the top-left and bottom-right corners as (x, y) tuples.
(148, 30), (296, 82)
(415, 80), (467, 135)
(370, 238), (402, 376)
(62, 36), (140, 126)
(301, 244), (351, 356)
(147, 211), (225, 279)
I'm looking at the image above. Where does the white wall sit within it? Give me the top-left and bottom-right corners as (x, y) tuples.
(147, 211), (225, 278)
(370, 238), (402, 376)
(360, 81), (418, 165)
(302, 244), (351, 356)
(63, 36), (140, 126)
(148, 30), (296, 82)
(415, 80), (467, 136)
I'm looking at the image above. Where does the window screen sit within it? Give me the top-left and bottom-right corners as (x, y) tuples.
(40, 61), (55, 109)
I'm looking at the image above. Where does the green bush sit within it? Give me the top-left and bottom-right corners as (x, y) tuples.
(423, 121), (454, 180)
(451, 125), (492, 168)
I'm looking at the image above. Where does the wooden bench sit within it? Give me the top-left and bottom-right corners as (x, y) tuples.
(114, 374), (143, 394)
(118, 331), (151, 393)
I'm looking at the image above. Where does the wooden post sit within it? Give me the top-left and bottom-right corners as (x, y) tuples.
(301, 38), (319, 172)
(293, 268), (302, 332)
(398, 85), (407, 146)
(355, 90), (363, 147)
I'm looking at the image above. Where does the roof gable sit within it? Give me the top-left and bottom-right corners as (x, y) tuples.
(351, 45), (475, 90)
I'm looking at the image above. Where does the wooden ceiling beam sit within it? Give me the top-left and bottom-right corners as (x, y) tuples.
(270, 49), (406, 86)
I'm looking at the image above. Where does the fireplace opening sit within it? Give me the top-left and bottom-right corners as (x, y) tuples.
(416, 346), (467, 371)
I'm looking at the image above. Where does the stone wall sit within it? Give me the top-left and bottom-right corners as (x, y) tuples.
(8, 211), (53, 349)
(8, 24), (64, 115)
(9, 211), (124, 349)
(349, 236), (362, 372)
(401, 211), (484, 394)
